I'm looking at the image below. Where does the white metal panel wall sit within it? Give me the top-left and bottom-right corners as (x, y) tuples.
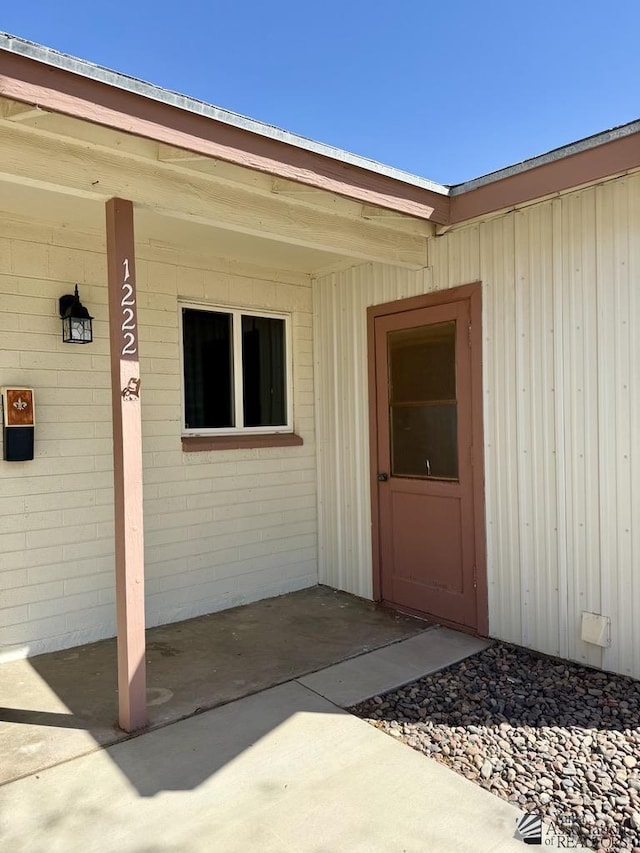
(314, 171), (640, 678)
(595, 177), (640, 678)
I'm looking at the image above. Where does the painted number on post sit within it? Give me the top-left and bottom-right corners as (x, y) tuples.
(121, 258), (138, 358)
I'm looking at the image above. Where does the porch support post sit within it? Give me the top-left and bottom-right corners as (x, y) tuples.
(105, 197), (148, 733)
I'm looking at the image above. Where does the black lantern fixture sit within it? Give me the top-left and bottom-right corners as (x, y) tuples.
(59, 285), (93, 344)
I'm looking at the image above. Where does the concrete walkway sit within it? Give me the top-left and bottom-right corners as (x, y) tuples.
(0, 628), (533, 853)
(0, 587), (429, 784)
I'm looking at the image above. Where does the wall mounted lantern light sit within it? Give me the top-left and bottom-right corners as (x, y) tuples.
(59, 285), (93, 344)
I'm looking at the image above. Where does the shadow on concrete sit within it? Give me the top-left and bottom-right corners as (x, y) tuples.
(0, 683), (351, 844)
(109, 681), (342, 797)
(0, 708), (92, 730)
(0, 676), (527, 853)
(0, 585), (429, 791)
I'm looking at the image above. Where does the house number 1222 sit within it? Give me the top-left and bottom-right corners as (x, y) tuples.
(121, 258), (137, 357)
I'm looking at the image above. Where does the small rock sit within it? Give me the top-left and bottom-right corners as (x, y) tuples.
(624, 756), (637, 769)
(480, 759), (493, 780)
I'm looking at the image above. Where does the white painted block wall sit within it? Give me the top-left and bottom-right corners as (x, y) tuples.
(0, 214), (318, 661)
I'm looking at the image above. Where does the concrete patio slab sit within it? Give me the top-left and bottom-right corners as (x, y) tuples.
(0, 586), (429, 785)
(299, 626), (491, 707)
(0, 679), (528, 853)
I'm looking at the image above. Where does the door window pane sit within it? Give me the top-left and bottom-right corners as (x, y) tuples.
(182, 308), (234, 428)
(388, 321), (458, 480)
(391, 404), (458, 478)
(242, 315), (286, 427)
(389, 322), (456, 403)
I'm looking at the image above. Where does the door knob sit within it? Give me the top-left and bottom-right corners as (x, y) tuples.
(377, 472), (389, 482)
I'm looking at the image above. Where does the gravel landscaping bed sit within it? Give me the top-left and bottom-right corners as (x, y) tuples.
(350, 643), (640, 851)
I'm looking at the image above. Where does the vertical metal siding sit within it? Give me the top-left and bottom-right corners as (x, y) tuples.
(314, 172), (640, 678)
(551, 199), (570, 661)
(628, 175), (640, 679)
(561, 188), (603, 669)
(479, 215), (521, 646)
(596, 175), (640, 678)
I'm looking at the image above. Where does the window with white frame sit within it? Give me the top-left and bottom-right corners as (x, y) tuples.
(180, 304), (292, 434)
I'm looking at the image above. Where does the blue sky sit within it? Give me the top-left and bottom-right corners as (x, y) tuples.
(2, 2), (639, 184)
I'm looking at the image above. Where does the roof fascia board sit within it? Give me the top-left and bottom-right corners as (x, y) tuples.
(449, 128), (640, 224)
(451, 119), (640, 195)
(0, 35), (450, 223)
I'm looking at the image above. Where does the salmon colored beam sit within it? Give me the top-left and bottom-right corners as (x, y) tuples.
(105, 197), (148, 733)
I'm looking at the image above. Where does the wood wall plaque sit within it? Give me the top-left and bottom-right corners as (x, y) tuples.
(3, 388), (35, 427)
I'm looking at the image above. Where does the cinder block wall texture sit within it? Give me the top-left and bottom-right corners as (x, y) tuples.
(0, 214), (318, 661)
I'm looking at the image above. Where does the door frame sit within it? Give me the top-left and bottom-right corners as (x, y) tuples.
(366, 282), (488, 636)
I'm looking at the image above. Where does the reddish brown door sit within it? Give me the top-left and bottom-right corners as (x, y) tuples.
(371, 288), (485, 632)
